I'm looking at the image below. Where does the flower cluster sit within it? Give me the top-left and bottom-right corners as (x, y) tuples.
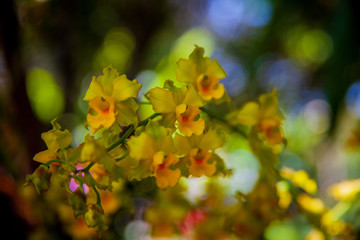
(26, 46), (358, 239)
(27, 46), (230, 233)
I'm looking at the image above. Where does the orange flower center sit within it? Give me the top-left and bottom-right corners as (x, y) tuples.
(158, 163), (165, 170)
(191, 149), (209, 165)
(200, 75), (211, 92)
(195, 159), (203, 164)
(182, 116), (190, 122)
(196, 74), (225, 100)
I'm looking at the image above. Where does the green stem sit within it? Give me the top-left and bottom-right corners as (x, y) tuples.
(200, 107), (247, 138)
(138, 113), (161, 126)
(91, 180), (101, 206)
(44, 159), (65, 167)
(84, 162), (95, 172)
(138, 101), (152, 105)
(116, 150), (129, 162)
(80, 113), (161, 172)
(70, 174), (84, 185)
(106, 113), (161, 153)
(107, 124), (135, 152)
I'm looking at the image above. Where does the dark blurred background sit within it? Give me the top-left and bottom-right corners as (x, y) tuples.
(0, 0), (360, 238)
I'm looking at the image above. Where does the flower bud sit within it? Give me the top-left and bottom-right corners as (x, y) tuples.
(85, 203), (104, 228)
(26, 165), (52, 194)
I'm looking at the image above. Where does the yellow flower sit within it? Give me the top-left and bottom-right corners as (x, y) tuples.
(174, 127), (225, 177)
(83, 66), (141, 134)
(33, 119), (72, 164)
(196, 74), (225, 101)
(86, 96), (116, 134)
(232, 102), (259, 126)
(257, 119), (283, 145)
(305, 229), (325, 240)
(126, 121), (180, 188)
(175, 104), (205, 137)
(328, 179), (360, 201)
(297, 194), (325, 214)
(146, 80), (205, 136)
(276, 181), (292, 209)
(152, 152), (181, 189)
(280, 168), (318, 195)
(321, 208), (349, 236)
(77, 135), (116, 172)
(229, 89), (285, 146)
(188, 148), (216, 177)
(175, 46), (227, 101)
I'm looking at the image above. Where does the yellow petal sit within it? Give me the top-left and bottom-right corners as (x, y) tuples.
(81, 142), (97, 162)
(297, 194), (325, 214)
(83, 77), (105, 101)
(163, 80), (187, 104)
(33, 150), (58, 164)
(188, 148), (215, 177)
(87, 96), (116, 134)
(258, 119), (283, 145)
(328, 179), (360, 201)
(41, 131), (60, 153)
(175, 58), (197, 84)
(115, 98), (139, 126)
(182, 85), (205, 107)
(198, 127), (225, 150)
(98, 66), (121, 95)
(146, 87), (177, 113)
(259, 88), (283, 120)
(175, 104), (205, 136)
(196, 74), (225, 100)
(205, 58), (227, 79)
(236, 102), (260, 126)
(305, 229), (325, 240)
(155, 168), (181, 189)
(41, 127), (72, 153)
(174, 133), (193, 155)
(89, 163), (107, 182)
(128, 132), (155, 161)
(152, 152), (166, 167)
(112, 74), (141, 101)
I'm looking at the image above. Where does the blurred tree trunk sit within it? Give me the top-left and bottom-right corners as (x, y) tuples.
(0, 0), (46, 176)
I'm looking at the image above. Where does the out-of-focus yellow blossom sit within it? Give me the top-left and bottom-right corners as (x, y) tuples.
(152, 152), (181, 189)
(125, 121), (180, 188)
(305, 229), (325, 240)
(98, 181), (122, 215)
(321, 210), (348, 236)
(83, 66), (141, 134)
(79, 135), (115, 172)
(280, 167), (317, 195)
(188, 148), (216, 177)
(33, 119), (72, 164)
(328, 179), (360, 202)
(297, 194), (325, 214)
(228, 89), (285, 146)
(345, 124), (360, 151)
(67, 217), (98, 239)
(145, 191), (187, 238)
(276, 181), (292, 209)
(174, 127), (225, 177)
(175, 45), (227, 101)
(147, 80), (205, 136)
(234, 102), (260, 126)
